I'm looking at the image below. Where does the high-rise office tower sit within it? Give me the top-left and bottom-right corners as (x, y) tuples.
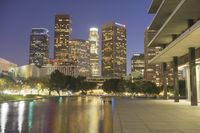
(144, 29), (162, 86)
(54, 14), (72, 65)
(144, 29), (173, 86)
(131, 53), (145, 74)
(102, 22), (127, 78)
(88, 27), (100, 77)
(131, 53), (145, 82)
(29, 28), (49, 67)
(70, 39), (90, 77)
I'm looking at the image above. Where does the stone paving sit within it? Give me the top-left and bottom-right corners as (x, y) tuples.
(113, 98), (200, 133)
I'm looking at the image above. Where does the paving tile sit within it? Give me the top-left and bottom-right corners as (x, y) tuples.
(113, 98), (200, 133)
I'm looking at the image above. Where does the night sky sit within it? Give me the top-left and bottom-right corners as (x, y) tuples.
(0, 0), (153, 74)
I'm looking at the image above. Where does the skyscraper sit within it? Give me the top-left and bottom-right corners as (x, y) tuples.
(29, 28), (49, 67)
(144, 29), (173, 86)
(88, 27), (100, 77)
(144, 29), (162, 86)
(131, 53), (145, 82)
(131, 53), (144, 74)
(70, 39), (90, 77)
(54, 14), (71, 65)
(102, 22), (127, 78)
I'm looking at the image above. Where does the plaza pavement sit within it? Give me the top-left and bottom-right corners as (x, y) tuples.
(113, 98), (200, 133)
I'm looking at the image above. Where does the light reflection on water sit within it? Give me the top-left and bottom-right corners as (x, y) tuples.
(28, 102), (34, 130)
(1, 103), (9, 133)
(18, 101), (25, 133)
(0, 97), (113, 133)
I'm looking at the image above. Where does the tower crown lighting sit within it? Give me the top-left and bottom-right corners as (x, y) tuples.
(90, 27), (98, 32)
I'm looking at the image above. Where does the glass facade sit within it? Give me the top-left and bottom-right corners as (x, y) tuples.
(102, 22), (127, 78)
(144, 29), (173, 86)
(54, 14), (71, 65)
(131, 54), (144, 75)
(70, 39), (90, 77)
(88, 28), (100, 77)
(29, 28), (49, 67)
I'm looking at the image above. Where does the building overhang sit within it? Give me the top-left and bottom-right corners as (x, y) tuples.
(148, 0), (200, 47)
(149, 0), (181, 30)
(149, 19), (200, 64)
(148, 0), (163, 14)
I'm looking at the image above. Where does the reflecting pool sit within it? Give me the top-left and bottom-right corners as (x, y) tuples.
(0, 96), (114, 133)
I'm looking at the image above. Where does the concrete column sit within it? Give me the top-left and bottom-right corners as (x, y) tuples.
(162, 62), (167, 99)
(173, 57), (179, 102)
(189, 47), (197, 106)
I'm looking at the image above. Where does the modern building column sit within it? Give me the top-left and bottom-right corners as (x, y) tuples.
(189, 47), (197, 106)
(173, 57), (179, 102)
(162, 62), (167, 99)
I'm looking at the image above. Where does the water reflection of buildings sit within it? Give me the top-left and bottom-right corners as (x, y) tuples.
(18, 101), (25, 133)
(28, 102), (34, 131)
(88, 98), (99, 133)
(0, 97), (113, 133)
(52, 97), (113, 133)
(1, 103), (9, 133)
(103, 99), (113, 133)
(1, 101), (27, 133)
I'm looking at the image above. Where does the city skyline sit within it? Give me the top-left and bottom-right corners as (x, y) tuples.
(0, 0), (153, 74)
(1, 1), (200, 132)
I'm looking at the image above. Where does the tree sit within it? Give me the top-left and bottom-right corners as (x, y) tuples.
(49, 70), (66, 96)
(82, 81), (97, 92)
(128, 81), (161, 96)
(87, 82), (97, 90)
(0, 76), (18, 92)
(46, 79), (54, 95)
(25, 77), (38, 88)
(23, 77), (49, 95)
(102, 78), (126, 93)
(38, 77), (49, 94)
(140, 81), (160, 95)
(65, 75), (76, 92)
(102, 79), (116, 93)
(129, 82), (140, 94)
(76, 76), (86, 91)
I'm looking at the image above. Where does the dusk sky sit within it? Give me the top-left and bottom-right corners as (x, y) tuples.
(0, 0), (153, 74)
